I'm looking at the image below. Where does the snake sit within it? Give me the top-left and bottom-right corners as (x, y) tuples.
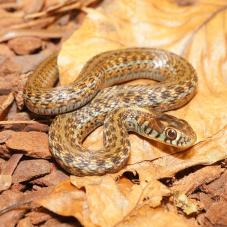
(23, 48), (198, 176)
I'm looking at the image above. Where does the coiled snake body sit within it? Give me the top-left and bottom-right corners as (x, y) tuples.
(24, 48), (198, 176)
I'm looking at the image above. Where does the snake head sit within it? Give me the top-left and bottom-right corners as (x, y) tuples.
(136, 110), (196, 150)
(153, 113), (197, 149)
(125, 108), (196, 150)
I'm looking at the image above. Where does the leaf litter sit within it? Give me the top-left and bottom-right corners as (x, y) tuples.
(0, 0), (226, 226)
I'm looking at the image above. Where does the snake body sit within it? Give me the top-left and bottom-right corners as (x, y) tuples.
(23, 48), (198, 176)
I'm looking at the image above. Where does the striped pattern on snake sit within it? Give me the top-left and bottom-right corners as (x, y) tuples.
(23, 48), (198, 176)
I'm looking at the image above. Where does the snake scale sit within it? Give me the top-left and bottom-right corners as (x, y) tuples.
(23, 48), (198, 176)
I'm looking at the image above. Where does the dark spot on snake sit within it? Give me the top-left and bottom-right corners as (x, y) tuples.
(49, 132), (55, 140)
(134, 96), (143, 102)
(105, 130), (111, 137)
(161, 90), (170, 99)
(70, 137), (76, 144)
(96, 159), (106, 167)
(110, 141), (116, 147)
(175, 86), (185, 94)
(122, 97), (130, 103)
(186, 81), (193, 89)
(111, 156), (121, 164)
(54, 143), (62, 152)
(176, 136), (183, 146)
(115, 147), (122, 154)
(111, 134), (117, 141)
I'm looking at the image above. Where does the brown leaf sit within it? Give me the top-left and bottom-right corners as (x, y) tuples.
(0, 44), (14, 57)
(41, 217), (78, 227)
(0, 144), (11, 159)
(0, 210), (26, 227)
(13, 159), (51, 183)
(0, 58), (21, 76)
(20, 0), (44, 14)
(0, 154), (23, 191)
(8, 37), (43, 55)
(118, 206), (192, 227)
(17, 217), (34, 227)
(0, 92), (14, 120)
(0, 186), (54, 216)
(0, 120), (49, 132)
(0, 73), (19, 95)
(171, 165), (225, 194)
(31, 169), (68, 187)
(0, 175), (12, 192)
(5, 131), (51, 159)
(69, 175), (170, 226)
(44, 1), (227, 224)
(26, 209), (52, 225)
(205, 199), (227, 226)
(172, 191), (200, 215)
(38, 179), (93, 226)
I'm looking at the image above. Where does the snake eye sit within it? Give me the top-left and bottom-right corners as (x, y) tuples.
(165, 128), (177, 140)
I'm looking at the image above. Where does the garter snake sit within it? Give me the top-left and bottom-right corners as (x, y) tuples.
(23, 48), (198, 176)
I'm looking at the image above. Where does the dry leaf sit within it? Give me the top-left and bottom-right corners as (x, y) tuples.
(8, 37), (43, 55)
(40, 175), (171, 226)
(26, 209), (52, 225)
(118, 205), (192, 227)
(1, 153), (23, 175)
(17, 217), (33, 227)
(38, 179), (93, 226)
(0, 175), (12, 192)
(172, 191), (200, 215)
(5, 131), (51, 159)
(1, 0), (227, 226)
(171, 165), (224, 194)
(12, 159), (51, 183)
(0, 92), (14, 118)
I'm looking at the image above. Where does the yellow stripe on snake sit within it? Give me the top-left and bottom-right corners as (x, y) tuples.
(23, 48), (198, 176)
